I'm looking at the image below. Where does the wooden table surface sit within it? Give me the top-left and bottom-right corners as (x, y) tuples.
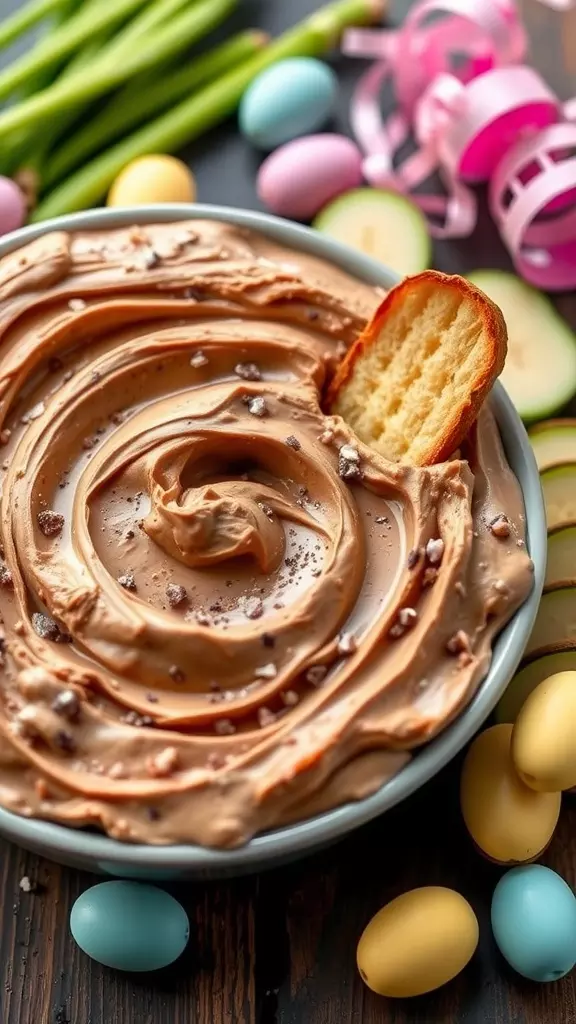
(1, 1), (576, 1022)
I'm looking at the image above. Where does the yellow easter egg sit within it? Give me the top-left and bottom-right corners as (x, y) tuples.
(512, 671), (576, 792)
(107, 155), (196, 206)
(357, 887), (479, 998)
(460, 724), (561, 863)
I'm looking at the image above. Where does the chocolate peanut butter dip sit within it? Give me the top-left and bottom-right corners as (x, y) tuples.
(0, 220), (533, 847)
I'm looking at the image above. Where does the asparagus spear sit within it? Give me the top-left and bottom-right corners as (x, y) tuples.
(0, 0), (237, 136)
(33, 0), (384, 221)
(0, 0), (149, 102)
(0, 0), (71, 52)
(44, 31), (268, 189)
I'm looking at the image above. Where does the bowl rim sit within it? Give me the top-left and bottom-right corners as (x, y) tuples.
(0, 203), (547, 872)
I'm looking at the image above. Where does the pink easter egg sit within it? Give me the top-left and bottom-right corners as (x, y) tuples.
(0, 177), (26, 236)
(258, 134), (363, 221)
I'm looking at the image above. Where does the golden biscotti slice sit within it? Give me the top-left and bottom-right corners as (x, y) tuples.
(327, 270), (508, 466)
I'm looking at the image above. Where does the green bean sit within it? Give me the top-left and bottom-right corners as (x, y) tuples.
(33, 0), (384, 221)
(44, 31), (267, 189)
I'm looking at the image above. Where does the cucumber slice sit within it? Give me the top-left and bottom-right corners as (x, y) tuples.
(496, 650), (576, 724)
(546, 523), (576, 590)
(525, 586), (576, 658)
(541, 463), (576, 530)
(529, 419), (576, 471)
(467, 270), (576, 421)
(314, 189), (431, 278)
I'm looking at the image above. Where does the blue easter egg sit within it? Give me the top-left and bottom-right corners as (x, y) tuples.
(491, 865), (576, 982)
(239, 58), (338, 150)
(70, 881), (189, 971)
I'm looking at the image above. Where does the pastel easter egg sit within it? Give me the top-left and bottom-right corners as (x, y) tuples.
(70, 881), (189, 971)
(512, 671), (576, 791)
(257, 134), (363, 220)
(239, 58), (338, 150)
(0, 176), (26, 235)
(107, 155), (196, 206)
(460, 725), (561, 863)
(357, 887), (479, 998)
(491, 865), (576, 982)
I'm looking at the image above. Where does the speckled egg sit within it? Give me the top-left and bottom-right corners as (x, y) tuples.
(0, 176), (26, 235)
(512, 671), (576, 792)
(460, 725), (561, 863)
(257, 134), (363, 220)
(492, 865), (576, 982)
(239, 58), (338, 150)
(70, 881), (189, 971)
(357, 887), (479, 998)
(107, 154), (196, 206)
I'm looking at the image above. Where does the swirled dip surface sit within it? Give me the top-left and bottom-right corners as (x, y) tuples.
(0, 221), (533, 847)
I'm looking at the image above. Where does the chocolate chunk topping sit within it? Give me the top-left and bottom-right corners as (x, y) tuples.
(166, 583), (187, 607)
(0, 563), (13, 587)
(37, 510), (64, 537)
(51, 690), (80, 720)
(118, 573), (137, 591)
(31, 613), (63, 641)
(234, 362), (261, 381)
(285, 435), (301, 450)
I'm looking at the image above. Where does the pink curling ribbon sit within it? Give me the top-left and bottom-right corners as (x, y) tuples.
(345, 0), (576, 286)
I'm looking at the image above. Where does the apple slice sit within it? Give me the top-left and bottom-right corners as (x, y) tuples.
(546, 523), (576, 590)
(525, 586), (576, 658)
(314, 189), (431, 278)
(468, 270), (576, 421)
(496, 649), (576, 724)
(529, 419), (576, 471)
(541, 464), (576, 529)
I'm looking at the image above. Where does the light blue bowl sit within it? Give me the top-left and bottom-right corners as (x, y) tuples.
(0, 204), (547, 879)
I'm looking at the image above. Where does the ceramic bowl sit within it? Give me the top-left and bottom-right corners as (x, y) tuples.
(0, 204), (547, 879)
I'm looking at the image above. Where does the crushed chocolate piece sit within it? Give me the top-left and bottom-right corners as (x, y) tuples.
(255, 662), (277, 679)
(306, 665), (327, 686)
(234, 362), (261, 381)
(31, 613), (63, 642)
(281, 690), (299, 707)
(319, 428), (334, 445)
(423, 567), (438, 587)
(407, 548), (421, 570)
(190, 350), (208, 369)
(117, 573), (136, 591)
(146, 746), (178, 778)
(0, 562), (13, 587)
(261, 633), (275, 648)
(337, 632), (357, 655)
(257, 707), (276, 728)
(489, 514), (511, 538)
(169, 665), (185, 684)
(147, 807), (161, 821)
(0, 428), (11, 444)
(307, 309), (319, 321)
(37, 510), (64, 537)
(285, 434), (301, 450)
(425, 538), (444, 565)
(247, 396), (267, 417)
(51, 690), (79, 720)
(214, 718), (236, 736)
(398, 607), (418, 629)
(166, 583), (187, 607)
(121, 711), (154, 728)
(339, 444), (360, 463)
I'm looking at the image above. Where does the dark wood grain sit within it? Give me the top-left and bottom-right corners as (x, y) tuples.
(1, 1), (576, 1022)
